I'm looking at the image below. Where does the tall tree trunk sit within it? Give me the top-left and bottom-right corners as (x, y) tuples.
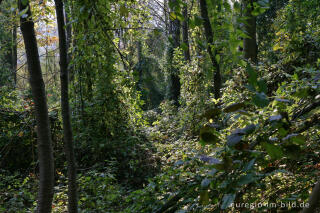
(19, 1), (54, 212)
(164, 0), (169, 36)
(243, 0), (258, 63)
(182, 4), (190, 62)
(54, 0), (78, 212)
(168, 0), (181, 107)
(65, 0), (75, 82)
(199, 0), (221, 99)
(137, 40), (143, 91)
(12, 17), (17, 87)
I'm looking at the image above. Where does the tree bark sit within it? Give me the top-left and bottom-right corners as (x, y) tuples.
(182, 4), (190, 62)
(136, 40), (143, 92)
(243, 0), (258, 63)
(199, 0), (221, 99)
(19, 1), (54, 212)
(54, 0), (78, 212)
(168, 0), (181, 107)
(164, 0), (169, 36)
(12, 21), (17, 87)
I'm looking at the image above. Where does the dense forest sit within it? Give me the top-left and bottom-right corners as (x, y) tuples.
(0, 0), (319, 212)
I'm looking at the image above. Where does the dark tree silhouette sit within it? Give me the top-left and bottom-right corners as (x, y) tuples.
(199, 0), (222, 99)
(243, 0), (258, 63)
(54, 0), (78, 212)
(182, 4), (190, 62)
(168, 0), (181, 107)
(19, 0), (54, 212)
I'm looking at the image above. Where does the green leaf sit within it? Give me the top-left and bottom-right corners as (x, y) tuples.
(216, 55), (220, 64)
(246, 64), (258, 89)
(283, 144), (301, 159)
(292, 135), (305, 145)
(200, 126), (219, 145)
(190, 15), (203, 28)
(199, 190), (209, 205)
(201, 178), (211, 189)
(221, 194), (236, 209)
(21, 0), (28, 6)
(283, 134), (305, 145)
(224, 102), (245, 113)
(170, 12), (177, 20)
(278, 128), (288, 137)
(243, 159), (256, 171)
(202, 108), (221, 119)
(293, 88), (309, 98)
(269, 115), (282, 122)
(176, 12), (184, 22)
(242, 124), (256, 134)
(257, 79), (267, 93)
(181, 42), (188, 51)
(227, 134), (243, 147)
(262, 142), (283, 160)
(208, 168), (217, 176)
(19, 6), (29, 18)
(237, 173), (255, 186)
(119, 5), (129, 17)
(252, 92), (269, 107)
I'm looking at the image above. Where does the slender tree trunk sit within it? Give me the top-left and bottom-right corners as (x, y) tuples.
(243, 0), (258, 63)
(54, 0), (78, 212)
(12, 18), (17, 87)
(182, 4), (190, 62)
(168, 0), (181, 107)
(164, 0), (169, 36)
(137, 40), (143, 91)
(199, 0), (221, 99)
(65, 0), (73, 77)
(19, 1), (54, 212)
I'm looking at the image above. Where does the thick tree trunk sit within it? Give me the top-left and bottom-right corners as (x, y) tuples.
(19, 1), (54, 212)
(54, 0), (78, 212)
(168, 0), (181, 107)
(243, 0), (258, 63)
(199, 0), (221, 99)
(182, 5), (190, 62)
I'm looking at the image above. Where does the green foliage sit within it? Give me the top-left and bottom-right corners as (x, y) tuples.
(0, 88), (62, 171)
(0, 171), (37, 212)
(0, 0), (16, 87)
(1, 0), (320, 212)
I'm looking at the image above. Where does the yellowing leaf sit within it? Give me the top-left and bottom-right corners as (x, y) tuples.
(273, 43), (282, 51)
(170, 12), (177, 20)
(18, 132), (24, 137)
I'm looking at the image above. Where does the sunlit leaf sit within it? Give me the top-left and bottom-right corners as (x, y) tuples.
(224, 102), (245, 113)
